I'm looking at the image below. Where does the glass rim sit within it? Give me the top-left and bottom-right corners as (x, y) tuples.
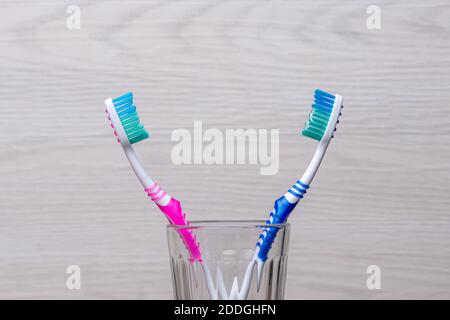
(167, 219), (289, 230)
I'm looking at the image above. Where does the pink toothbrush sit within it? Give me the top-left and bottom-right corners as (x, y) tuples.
(104, 92), (226, 298)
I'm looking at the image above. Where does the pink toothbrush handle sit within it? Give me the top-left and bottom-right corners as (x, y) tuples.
(158, 198), (202, 262)
(145, 185), (202, 262)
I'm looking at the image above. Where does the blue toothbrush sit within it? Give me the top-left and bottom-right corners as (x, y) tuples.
(234, 89), (344, 299)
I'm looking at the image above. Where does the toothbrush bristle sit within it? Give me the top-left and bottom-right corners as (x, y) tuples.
(111, 92), (149, 144)
(302, 89), (337, 141)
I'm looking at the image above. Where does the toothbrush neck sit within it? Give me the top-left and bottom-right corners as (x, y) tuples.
(123, 145), (154, 188)
(300, 139), (330, 186)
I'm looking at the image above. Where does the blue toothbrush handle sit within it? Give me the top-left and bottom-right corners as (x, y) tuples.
(257, 180), (309, 262)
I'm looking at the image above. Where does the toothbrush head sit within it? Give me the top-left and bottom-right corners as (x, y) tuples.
(104, 92), (149, 146)
(301, 89), (343, 142)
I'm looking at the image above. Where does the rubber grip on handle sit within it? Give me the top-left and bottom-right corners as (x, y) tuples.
(145, 183), (202, 261)
(257, 196), (297, 262)
(157, 197), (202, 262)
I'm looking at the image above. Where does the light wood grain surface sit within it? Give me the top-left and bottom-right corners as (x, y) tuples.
(1, 0), (449, 299)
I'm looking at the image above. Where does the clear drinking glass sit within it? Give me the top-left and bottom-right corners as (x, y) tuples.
(166, 220), (290, 300)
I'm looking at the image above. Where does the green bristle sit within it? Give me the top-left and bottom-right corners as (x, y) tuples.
(302, 89), (335, 141)
(112, 92), (149, 144)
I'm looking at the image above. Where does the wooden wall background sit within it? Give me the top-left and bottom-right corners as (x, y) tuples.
(0, 0), (449, 299)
